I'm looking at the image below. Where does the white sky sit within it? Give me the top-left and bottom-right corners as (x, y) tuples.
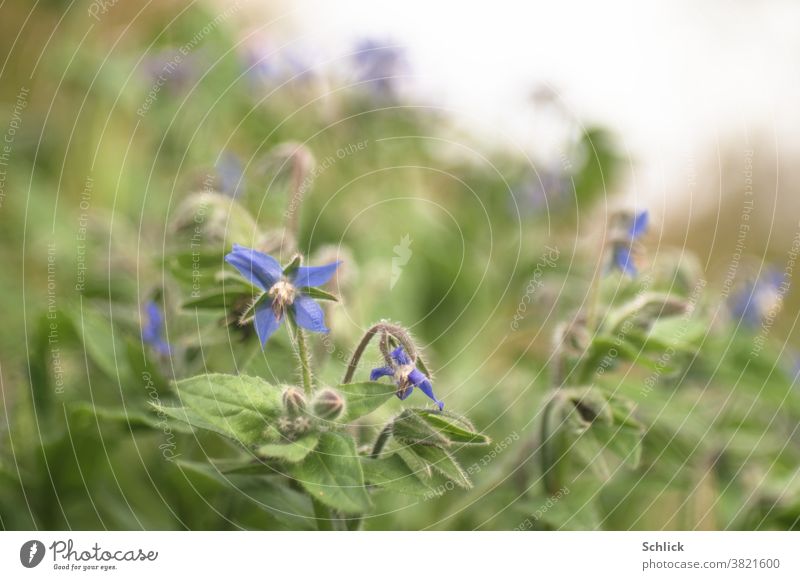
(261, 0), (800, 205)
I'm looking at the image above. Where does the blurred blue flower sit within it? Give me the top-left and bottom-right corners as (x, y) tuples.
(216, 152), (244, 199)
(511, 167), (571, 216)
(352, 39), (407, 98)
(243, 40), (316, 87)
(731, 270), (784, 327)
(610, 210), (649, 276)
(224, 244), (340, 345)
(370, 346), (444, 410)
(142, 301), (170, 355)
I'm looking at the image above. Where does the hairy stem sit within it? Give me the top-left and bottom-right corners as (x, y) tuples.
(312, 498), (334, 531)
(342, 321), (419, 384)
(370, 423), (394, 458)
(288, 316), (313, 396)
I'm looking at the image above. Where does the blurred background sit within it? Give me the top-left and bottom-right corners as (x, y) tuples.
(1, 0), (800, 530)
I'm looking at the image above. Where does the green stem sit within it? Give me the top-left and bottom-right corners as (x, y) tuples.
(312, 498), (334, 531)
(585, 261), (603, 334)
(288, 316), (313, 396)
(370, 423), (394, 458)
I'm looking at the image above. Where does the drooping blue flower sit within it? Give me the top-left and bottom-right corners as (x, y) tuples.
(370, 346), (444, 410)
(142, 301), (170, 355)
(610, 210), (649, 276)
(224, 244), (340, 345)
(731, 270), (784, 327)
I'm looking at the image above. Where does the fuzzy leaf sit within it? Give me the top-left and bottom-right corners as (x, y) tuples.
(300, 286), (339, 302)
(408, 444), (472, 489)
(338, 381), (397, 421)
(289, 432), (371, 514)
(392, 410), (450, 446)
(162, 373), (282, 445)
(181, 286), (254, 310)
(361, 454), (441, 497)
(256, 433), (320, 463)
(412, 410), (491, 445)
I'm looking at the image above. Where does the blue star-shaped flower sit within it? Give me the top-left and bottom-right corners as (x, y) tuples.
(370, 346), (444, 410)
(142, 301), (170, 355)
(611, 210), (649, 276)
(224, 244), (340, 345)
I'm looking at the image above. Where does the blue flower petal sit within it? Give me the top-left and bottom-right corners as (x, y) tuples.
(370, 366), (395, 381)
(629, 210), (649, 239)
(396, 385), (414, 400)
(254, 302), (283, 345)
(613, 246), (637, 277)
(411, 373), (444, 410)
(292, 294), (329, 333)
(390, 345), (412, 365)
(225, 244), (282, 290)
(142, 302), (171, 355)
(152, 339), (171, 356)
(292, 261), (341, 288)
(145, 301), (163, 331)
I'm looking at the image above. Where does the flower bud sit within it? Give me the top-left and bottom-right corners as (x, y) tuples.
(169, 191), (260, 249)
(311, 388), (345, 421)
(282, 387), (307, 417)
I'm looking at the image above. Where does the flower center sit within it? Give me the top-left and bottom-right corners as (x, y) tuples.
(394, 363), (415, 389)
(268, 279), (296, 318)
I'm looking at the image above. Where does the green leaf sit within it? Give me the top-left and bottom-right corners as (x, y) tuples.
(181, 286), (254, 310)
(338, 381), (397, 421)
(413, 410), (491, 445)
(164, 250), (225, 282)
(361, 454), (441, 497)
(256, 433), (320, 463)
(408, 444), (472, 489)
(164, 373), (283, 445)
(74, 403), (194, 434)
(299, 286), (338, 302)
(392, 410), (449, 446)
(283, 255), (302, 277)
(289, 432), (371, 514)
(65, 305), (130, 380)
(151, 403), (234, 440)
(540, 394), (571, 495)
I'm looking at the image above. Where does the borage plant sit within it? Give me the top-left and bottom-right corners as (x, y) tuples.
(148, 206), (489, 530)
(529, 209), (709, 523)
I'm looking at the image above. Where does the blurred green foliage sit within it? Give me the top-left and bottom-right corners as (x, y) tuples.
(1, 1), (798, 531)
